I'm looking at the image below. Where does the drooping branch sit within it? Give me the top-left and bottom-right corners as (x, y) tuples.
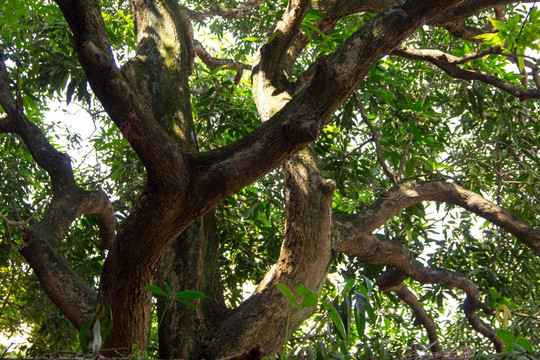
(376, 273), (441, 354)
(0, 61), (75, 192)
(337, 182), (540, 256)
(392, 46), (540, 101)
(0, 57), (116, 328)
(338, 234), (503, 352)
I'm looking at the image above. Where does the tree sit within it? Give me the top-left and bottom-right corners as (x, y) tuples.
(1, 0), (539, 358)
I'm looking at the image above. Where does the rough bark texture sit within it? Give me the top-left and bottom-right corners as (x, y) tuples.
(1, 0), (539, 358)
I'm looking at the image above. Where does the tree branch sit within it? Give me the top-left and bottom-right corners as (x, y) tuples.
(180, 0), (264, 22)
(339, 235), (503, 352)
(392, 46), (540, 101)
(1, 54), (116, 329)
(259, 0), (312, 84)
(377, 275), (441, 354)
(0, 60), (76, 192)
(337, 182), (540, 256)
(54, 0), (190, 186)
(353, 93), (397, 184)
(190, 0), (466, 217)
(193, 40), (251, 85)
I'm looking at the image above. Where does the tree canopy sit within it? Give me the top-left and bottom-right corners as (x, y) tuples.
(0, 0), (539, 359)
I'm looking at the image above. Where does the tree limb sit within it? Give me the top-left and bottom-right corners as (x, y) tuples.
(392, 46), (540, 101)
(354, 93), (397, 184)
(180, 0), (264, 22)
(54, 0), (190, 186)
(339, 234), (503, 352)
(337, 182), (540, 256)
(0, 60), (76, 192)
(193, 40), (251, 85)
(377, 275), (441, 354)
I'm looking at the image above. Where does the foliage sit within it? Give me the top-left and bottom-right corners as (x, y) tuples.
(0, 0), (539, 358)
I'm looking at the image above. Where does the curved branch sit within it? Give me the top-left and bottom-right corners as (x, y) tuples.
(194, 40), (252, 72)
(259, 0), (311, 84)
(0, 60), (76, 192)
(205, 147), (335, 358)
(376, 274), (441, 354)
(337, 182), (540, 256)
(339, 235), (503, 352)
(1, 55), (116, 329)
(392, 46), (540, 101)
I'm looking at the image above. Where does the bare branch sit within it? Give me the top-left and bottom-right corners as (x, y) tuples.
(377, 275), (441, 354)
(392, 46), (540, 101)
(0, 213), (31, 228)
(353, 93), (397, 184)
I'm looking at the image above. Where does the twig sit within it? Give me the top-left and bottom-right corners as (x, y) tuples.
(353, 92), (397, 184)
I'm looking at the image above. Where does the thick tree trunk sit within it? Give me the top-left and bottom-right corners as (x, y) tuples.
(156, 212), (227, 360)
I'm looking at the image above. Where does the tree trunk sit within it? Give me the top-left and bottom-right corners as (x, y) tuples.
(156, 212), (227, 360)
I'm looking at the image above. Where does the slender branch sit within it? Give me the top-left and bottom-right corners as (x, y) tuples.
(392, 46), (540, 101)
(194, 40), (252, 72)
(320, 139), (372, 170)
(342, 236), (503, 352)
(0, 213), (31, 228)
(180, 0), (264, 22)
(193, 40), (251, 85)
(353, 93), (397, 184)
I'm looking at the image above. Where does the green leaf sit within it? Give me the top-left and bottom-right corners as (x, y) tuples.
(144, 284), (168, 297)
(342, 278), (356, 297)
(277, 283), (301, 310)
(175, 290), (206, 299)
(496, 328), (515, 350)
(408, 120), (423, 143)
(79, 317), (93, 352)
(515, 337), (533, 352)
(177, 299), (197, 310)
(322, 299), (347, 342)
(297, 284), (318, 307)
(373, 88), (395, 103)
